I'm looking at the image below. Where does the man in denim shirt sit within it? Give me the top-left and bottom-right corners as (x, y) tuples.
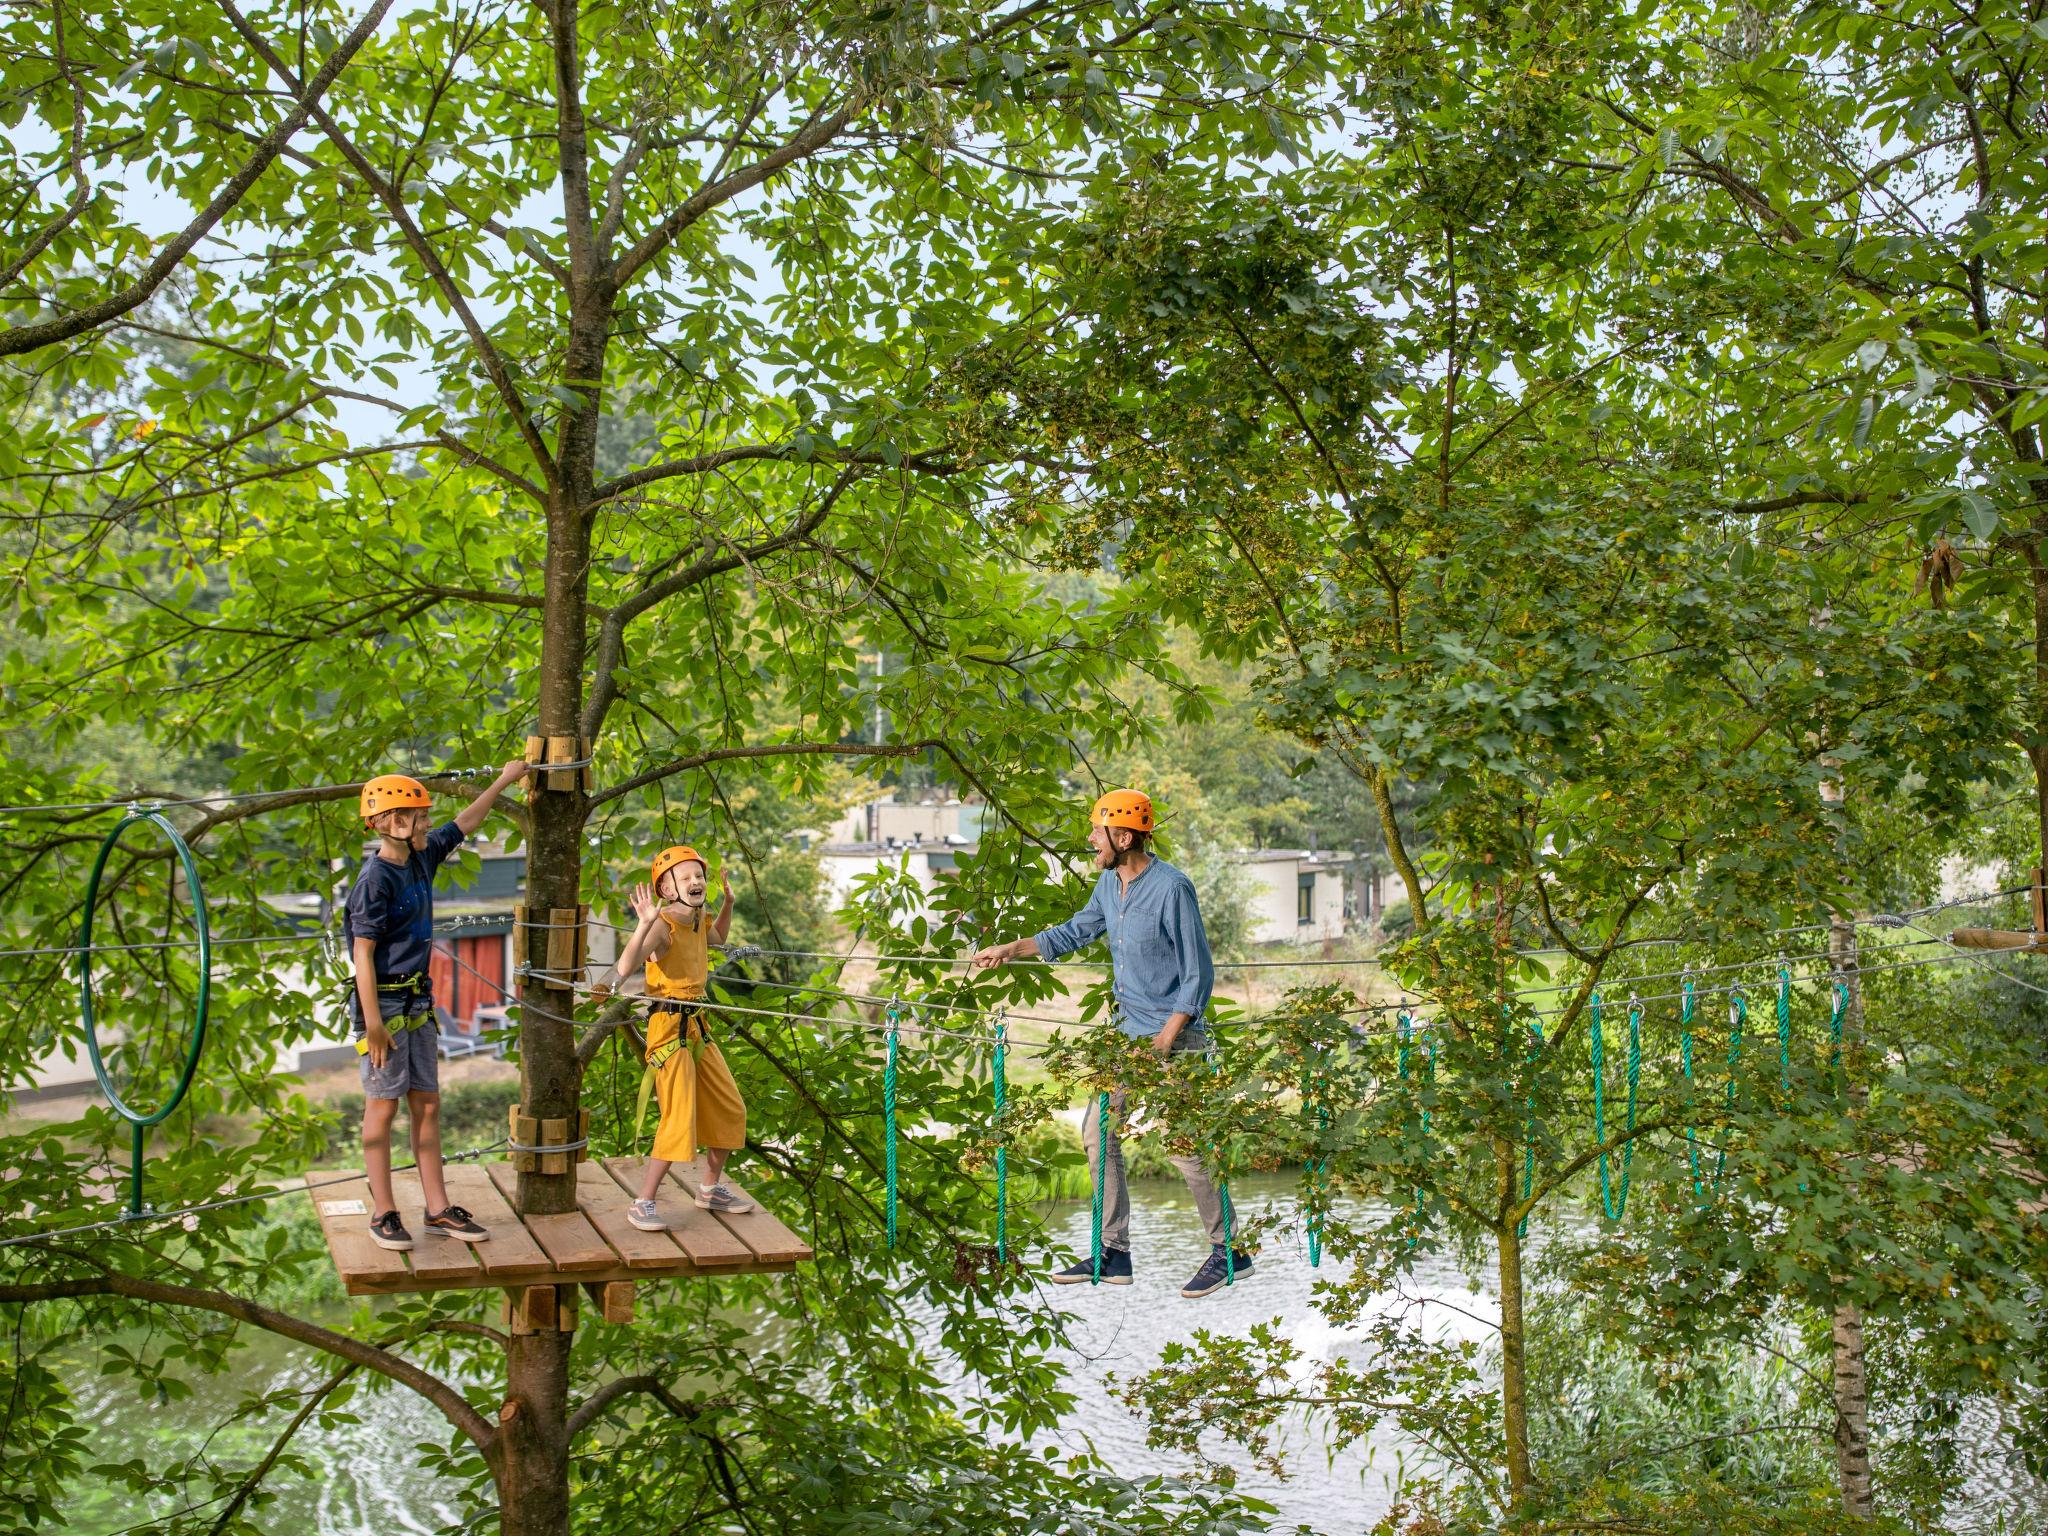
(973, 789), (1251, 1298)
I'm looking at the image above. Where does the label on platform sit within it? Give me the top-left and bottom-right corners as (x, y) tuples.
(319, 1199), (368, 1216)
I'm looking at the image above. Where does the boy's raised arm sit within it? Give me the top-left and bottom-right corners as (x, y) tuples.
(454, 758), (529, 836)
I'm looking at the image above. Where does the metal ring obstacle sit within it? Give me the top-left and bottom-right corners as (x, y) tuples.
(76, 809), (212, 1219)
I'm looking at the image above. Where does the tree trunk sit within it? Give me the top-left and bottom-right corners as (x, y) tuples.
(1497, 1222), (1532, 1509)
(498, 1329), (575, 1536)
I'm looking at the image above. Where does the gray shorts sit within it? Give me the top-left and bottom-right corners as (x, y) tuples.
(353, 991), (439, 1099)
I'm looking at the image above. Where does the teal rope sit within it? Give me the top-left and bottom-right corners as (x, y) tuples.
(1305, 1074), (1329, 1268)
(1777, 966), (1794, 1109)
(1722, 990), (1745, 1187)
(993, 1013), (1008, 1264)
(1090, 1089), (1108, 1284)
(1829, 979), (1847, 1080)
(884, 1008), (900, 1250)
(1588, 993), (1641, 1222)
(1517, 1020), (1542, 1240)
(1681, 978), (1708, 1206)
(1398, 1011), (1432, 1246)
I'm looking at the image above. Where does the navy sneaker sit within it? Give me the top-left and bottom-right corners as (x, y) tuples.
(1050, 1248), (1133, 1285)
(368, 1209), (414, 1251)
(1181, 1245), (1254, 1298)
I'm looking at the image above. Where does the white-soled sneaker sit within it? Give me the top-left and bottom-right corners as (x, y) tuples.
(627, 1198), (668, 1232)
(694, 1182), (754, 1214)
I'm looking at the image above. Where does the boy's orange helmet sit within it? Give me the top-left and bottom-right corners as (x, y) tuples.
(652, 845), (706, 889)
(1091, 789), (1154, 832)
(360, 774), (431, 825)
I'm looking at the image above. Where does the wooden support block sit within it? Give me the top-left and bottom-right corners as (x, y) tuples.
(582, 1280), (635, 1324)
(576, 1107), (591, 1165)
(546, 735), (578, 791)
(541, 1116), (570, 1177)
(508, 1283), (557, 1334)
(2032, 867), (2045, 938)
(525, 734), (545, 770)
(511, 1107), (539, 1173)
(558, 1284), (579, 1333)
(580, 736), (596, 792)
(545, 906), (580, 978)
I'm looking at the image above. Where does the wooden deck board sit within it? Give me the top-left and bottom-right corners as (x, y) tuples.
(304, 1172), (409, 1289)
(669, 1161), (813, 1265)
(440, 1162), (555, 1277)
(601, 1158), (755, 1267)
(305, 1160), (807, 1297)
(486, 1164), (616, 1271)
(574, 1162), (693, 1270)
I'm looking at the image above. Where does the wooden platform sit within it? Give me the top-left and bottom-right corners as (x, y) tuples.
(304, 1159), (811, 1297)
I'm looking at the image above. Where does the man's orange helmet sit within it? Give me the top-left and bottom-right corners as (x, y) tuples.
(360, 774), (430, 826)
(1091, 789), (1154, 832)
(652, 845), (707, 890)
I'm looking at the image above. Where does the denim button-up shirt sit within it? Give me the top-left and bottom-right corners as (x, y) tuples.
(1032, 858), (1214, 1040)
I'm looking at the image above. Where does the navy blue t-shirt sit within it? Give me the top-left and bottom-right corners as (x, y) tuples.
(344, 823), (465, 983)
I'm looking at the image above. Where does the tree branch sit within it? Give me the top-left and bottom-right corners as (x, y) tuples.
(566, 1372), (715, 1438)
(0, 0), (397, 358)
(612, 103), (856, 289)
(0, 1273), (494, 1450)
(588, 739), (942, 808)
(210, 0), (558, 485)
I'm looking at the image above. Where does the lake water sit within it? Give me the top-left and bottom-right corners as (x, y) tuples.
(63, 1176), (2048, 1533)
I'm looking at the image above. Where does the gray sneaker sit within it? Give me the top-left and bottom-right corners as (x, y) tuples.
(626, 1198), (667, 1232)
(694, 1182), (754, 1214)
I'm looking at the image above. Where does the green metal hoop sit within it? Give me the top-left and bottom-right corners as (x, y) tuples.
(77, 809), (211, 1218)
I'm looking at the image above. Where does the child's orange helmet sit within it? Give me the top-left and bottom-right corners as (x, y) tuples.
(1091, 789), (1154, 832)
(652, 845), (706, 890)
(360, 774), (431, 826)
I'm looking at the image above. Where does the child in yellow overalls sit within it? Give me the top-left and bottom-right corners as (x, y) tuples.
(615, 844), (752, 1229)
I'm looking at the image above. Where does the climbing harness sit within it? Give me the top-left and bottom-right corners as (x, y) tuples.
(1587, 992), (1641, 1222)
(79, 809), (211, 1219)
(993, 1011), (1009, 1264)
(884, 1006), (901, 1250)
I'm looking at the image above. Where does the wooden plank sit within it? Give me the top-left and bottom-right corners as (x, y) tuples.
(303, 1172), (409, 1291)
(541, 1116), (570, 1177)
(669, 1162), (812, 1264)
(576, 1107), (591, 1165)
(439, 1161), (553, 1277)
(574, 1161), (692, 1269)
(524, 734), (545, 769)
(387, 1170), (483, 1283)
(345, 1257), (799, 1296)
(601, 1157), (754, 1268)
(1950, 927), (2048, 952)
(486, 1163), (615, 1271)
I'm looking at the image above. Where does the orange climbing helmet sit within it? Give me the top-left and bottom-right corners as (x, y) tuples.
(652, 845), (707, 891)
(360, 774), (431, 826)
(1091, 789), (1154, 833)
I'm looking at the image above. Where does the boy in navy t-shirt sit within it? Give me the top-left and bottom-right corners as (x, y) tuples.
(347, 760), (526, 1251)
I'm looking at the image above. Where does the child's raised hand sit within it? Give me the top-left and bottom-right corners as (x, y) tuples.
(720, 869), (734, 900)
(630, 882), (661, 924)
